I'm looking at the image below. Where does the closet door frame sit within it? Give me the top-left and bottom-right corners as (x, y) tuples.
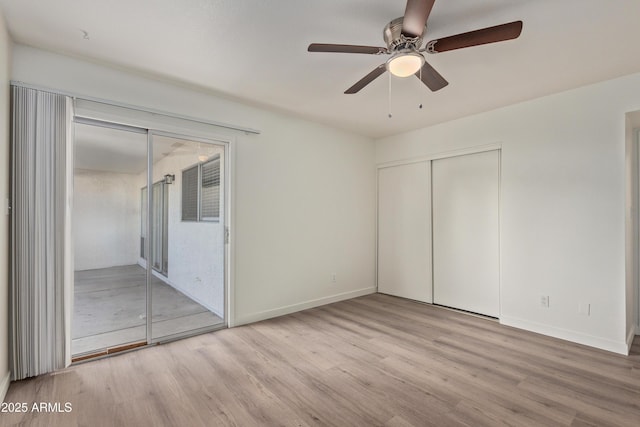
(375, 143), (502, 317)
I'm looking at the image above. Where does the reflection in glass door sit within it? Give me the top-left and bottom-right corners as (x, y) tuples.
(151, 180), (169, 275)
(148, 133), (226, 341)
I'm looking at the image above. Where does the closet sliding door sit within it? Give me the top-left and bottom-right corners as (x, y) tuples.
(432, 150), (500, 317)
(377, 162), (432, 303)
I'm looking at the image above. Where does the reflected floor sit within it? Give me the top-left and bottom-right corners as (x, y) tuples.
(73, 264), (224, 355)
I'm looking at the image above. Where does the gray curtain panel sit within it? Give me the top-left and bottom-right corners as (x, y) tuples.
(10, 85), (68, 380)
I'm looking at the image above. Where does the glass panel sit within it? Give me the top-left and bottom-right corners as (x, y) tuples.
(72, 122), (148, 356)
(150, 134), (225, 341)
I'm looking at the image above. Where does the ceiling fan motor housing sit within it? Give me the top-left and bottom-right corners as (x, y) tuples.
(383, 17), (425, 51)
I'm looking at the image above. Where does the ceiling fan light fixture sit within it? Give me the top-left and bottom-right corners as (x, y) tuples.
(387, 51), (424, 77)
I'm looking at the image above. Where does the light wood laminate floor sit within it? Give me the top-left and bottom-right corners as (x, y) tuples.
(73, 265), (224, 355)
(5, 293), (640, 426)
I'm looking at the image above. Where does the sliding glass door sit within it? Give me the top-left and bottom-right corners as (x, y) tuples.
(72, 122), (227, 358)
(72, 122), (149, 356)
(148, 133), (226, 342)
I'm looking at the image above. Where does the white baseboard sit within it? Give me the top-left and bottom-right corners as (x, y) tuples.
(151, 270), (223, 318)
(234, 286), (376, 326)
(627, 324), (637, 354)
(0, 370), (10, 403)
(500, 315), (629, 355)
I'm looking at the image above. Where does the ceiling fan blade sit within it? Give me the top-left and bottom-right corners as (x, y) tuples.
(427, 21), (523, 53)
(345, 64), (387, 94)
(308, 43), (387, 55)
(402, 0), (436, 37)
(415, 61), (448, 91)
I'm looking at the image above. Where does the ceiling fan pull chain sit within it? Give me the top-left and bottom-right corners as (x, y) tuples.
(388, 73), (393, 118)
(419, 67), (423, 109)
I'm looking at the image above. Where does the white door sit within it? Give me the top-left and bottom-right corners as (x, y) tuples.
(377, 162), (432, 303)
(432, 150), (500, 317)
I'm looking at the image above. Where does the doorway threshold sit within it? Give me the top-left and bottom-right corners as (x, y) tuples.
(72, 341), (149, 364)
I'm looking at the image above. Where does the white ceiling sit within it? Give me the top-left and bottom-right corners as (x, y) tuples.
(2, 0), (640, 138)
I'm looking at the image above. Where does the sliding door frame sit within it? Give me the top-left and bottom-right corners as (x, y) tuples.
(147, 129), (230, 343)
(71, 117), (150, 359)
(145, 130), (153, 343)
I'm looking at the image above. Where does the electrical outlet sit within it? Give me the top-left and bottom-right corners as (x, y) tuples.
(578, 302), (590, 316)
(331, 274), (337, 283)
(540, 295), (550, 308)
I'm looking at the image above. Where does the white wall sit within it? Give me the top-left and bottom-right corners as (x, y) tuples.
(625, 112), (639, 346)
(138, 144), (226, 316)
(11, 44), (377, 326)
(73, 169), (141, 271)
(377, 73), (640, 354)
(0, 8), (10, 402)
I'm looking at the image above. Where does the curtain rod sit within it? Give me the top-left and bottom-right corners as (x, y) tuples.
(10, 80), (261, 135)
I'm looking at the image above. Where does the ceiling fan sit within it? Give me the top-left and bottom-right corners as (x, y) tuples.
(308, 0), (523, 94)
